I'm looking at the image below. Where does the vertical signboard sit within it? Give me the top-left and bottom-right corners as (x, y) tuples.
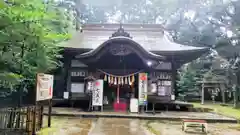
(92, 80), (104, 106)
(36, 73), (54, 101)
(138, 73), (148, 105)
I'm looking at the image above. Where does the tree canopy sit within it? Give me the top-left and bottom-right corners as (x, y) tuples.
(0, 0), (71, 97)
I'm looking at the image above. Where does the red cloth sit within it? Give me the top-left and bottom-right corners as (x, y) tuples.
(113, 101), (127, 112)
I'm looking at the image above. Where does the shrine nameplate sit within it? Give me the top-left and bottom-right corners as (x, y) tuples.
(150, 72), (172, 80)
(71, 70), (87, 77)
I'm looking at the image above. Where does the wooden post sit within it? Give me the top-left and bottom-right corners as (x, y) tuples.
(39, 106), (44, 128)
(32, 102), (37, 135)
(201, 83), (204, 105)
(26, 107), (31, 135)
(233, 84), (237, 108)
(32, 75), (38, 135)
(48, 99), (52, 128)
(172, 68), (177, 98)
(220, 83), (226, 104)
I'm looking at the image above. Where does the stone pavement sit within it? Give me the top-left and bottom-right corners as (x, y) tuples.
(38, 117), (152, 135)
(44, 107), (237, 123)
(37, 116), (240, 135)
(88, 118), (151, 135)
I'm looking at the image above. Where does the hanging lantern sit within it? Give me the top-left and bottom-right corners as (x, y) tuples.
(121, 77), (124, 85)
(104, 74), (107, 81)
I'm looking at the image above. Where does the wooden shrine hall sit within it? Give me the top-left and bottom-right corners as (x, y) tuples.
(54, 23), (209, 112)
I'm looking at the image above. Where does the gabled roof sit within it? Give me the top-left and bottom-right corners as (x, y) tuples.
(75, 36), (165, 60)
(60, 23), (208, 53)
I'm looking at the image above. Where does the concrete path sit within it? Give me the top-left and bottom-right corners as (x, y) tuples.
(44, 107), (238, 123)
(88, 118), (150, 135)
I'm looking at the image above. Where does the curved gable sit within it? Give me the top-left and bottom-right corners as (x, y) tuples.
(75, 36), (164, 60)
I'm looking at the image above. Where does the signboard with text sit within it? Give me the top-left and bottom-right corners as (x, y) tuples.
(92, 80), (103, 106)
(138, 73), (148, 105)
(36, 73), (54, 101)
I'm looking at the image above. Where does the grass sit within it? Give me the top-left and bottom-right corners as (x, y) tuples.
(145, 120), (161, 135)
(191, 102), (240, 120)
(37, 116), (93, 135)
(37, 116), (67, 135)
(192, 103), (240, 131)
(145, 103), (240, 134)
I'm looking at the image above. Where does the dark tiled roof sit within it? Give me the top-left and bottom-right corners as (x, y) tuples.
(60, 23), (208, 53)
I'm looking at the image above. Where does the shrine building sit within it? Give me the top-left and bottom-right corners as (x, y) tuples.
(54, 23), (209, 111)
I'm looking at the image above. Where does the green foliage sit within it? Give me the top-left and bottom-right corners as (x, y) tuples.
(0, 0), (71, 96)
(177, 66), (200, 94)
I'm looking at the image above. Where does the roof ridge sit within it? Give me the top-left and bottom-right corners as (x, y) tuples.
(82, 23), (165, 31)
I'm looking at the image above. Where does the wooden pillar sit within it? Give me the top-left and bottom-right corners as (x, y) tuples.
(172, 69), (177, 99)
(171, 62), (177, 98)
(220, 83), (226, 104)
(64, 56), (71, 93)
(233, 84), (237, 108)
(201, 83), (205, 105)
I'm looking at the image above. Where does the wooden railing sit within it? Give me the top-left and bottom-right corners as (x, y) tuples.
(0, 105), (43, 135)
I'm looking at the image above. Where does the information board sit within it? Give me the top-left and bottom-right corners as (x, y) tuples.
(36, 73), (54, 101)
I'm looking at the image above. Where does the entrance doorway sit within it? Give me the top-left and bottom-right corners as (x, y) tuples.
(101, 74), (139, 111)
